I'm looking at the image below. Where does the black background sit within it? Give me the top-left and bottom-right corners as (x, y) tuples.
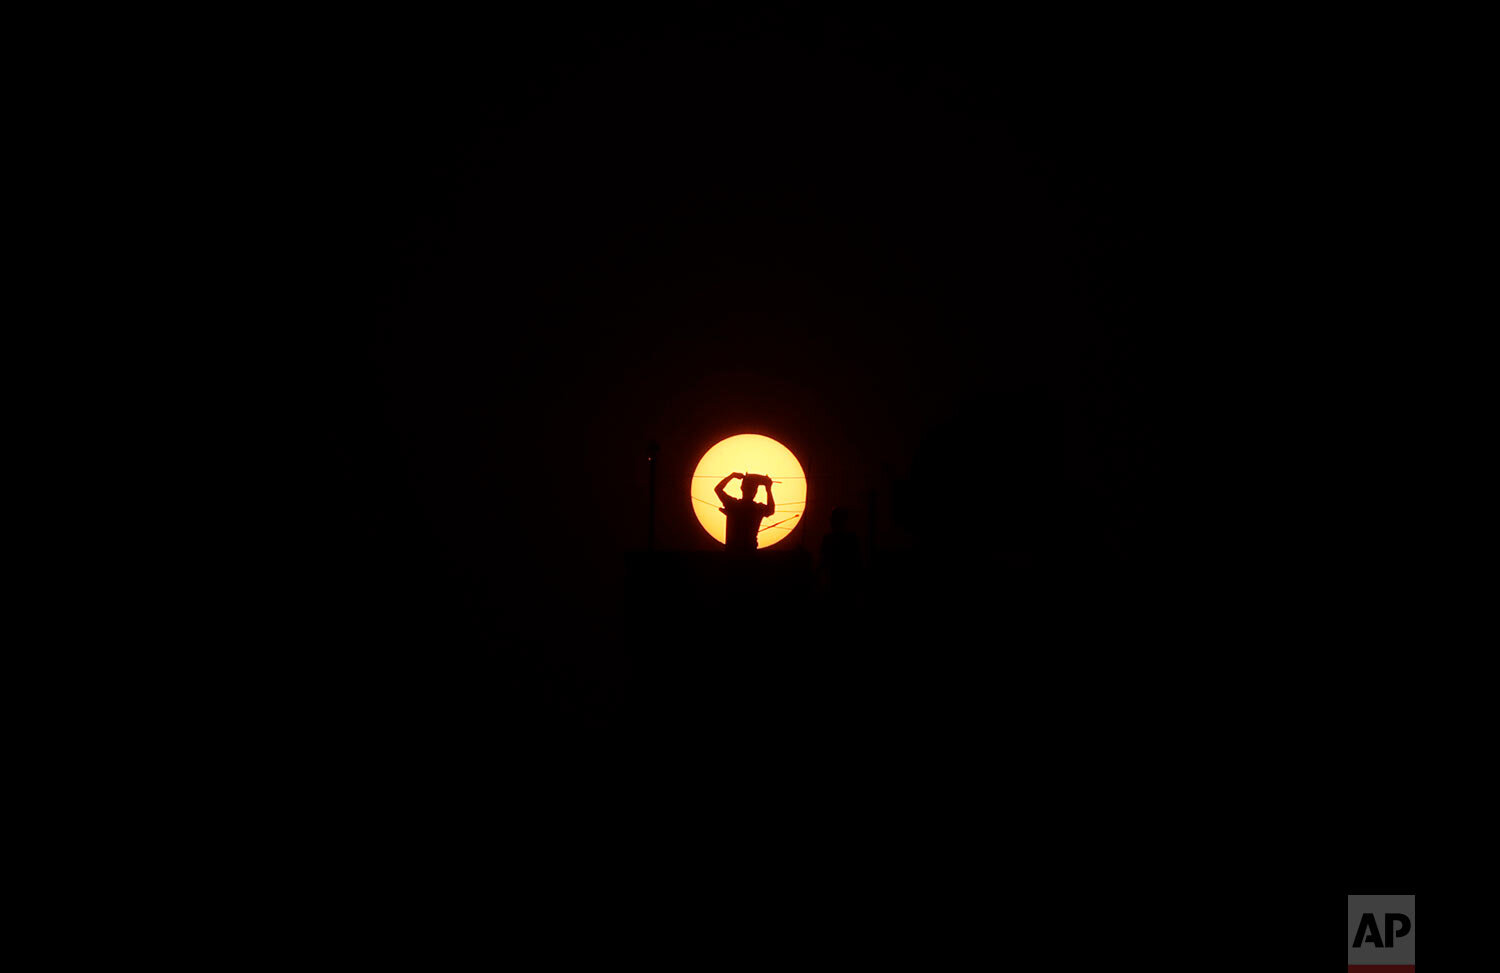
(223, 8), (1460, 959)
(273, 10), (1213, 704)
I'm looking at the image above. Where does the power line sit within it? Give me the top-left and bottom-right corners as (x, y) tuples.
(759, 514), (802, 533)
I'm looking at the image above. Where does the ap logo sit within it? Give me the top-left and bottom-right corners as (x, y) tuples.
(1348, 894), (1414, 971)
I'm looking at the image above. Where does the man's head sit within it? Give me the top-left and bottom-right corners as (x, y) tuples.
(741, 473), (768, 501)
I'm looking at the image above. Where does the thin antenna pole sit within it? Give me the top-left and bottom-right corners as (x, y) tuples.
(646, 439), (658, 552)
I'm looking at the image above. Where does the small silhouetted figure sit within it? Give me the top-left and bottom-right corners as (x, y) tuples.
(715, 472), (774, 552)
(820, 507), (861, 595)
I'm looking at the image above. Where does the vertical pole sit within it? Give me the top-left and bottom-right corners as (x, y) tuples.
(646, 439), (659, 552)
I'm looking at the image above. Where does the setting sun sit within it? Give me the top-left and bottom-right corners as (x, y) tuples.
(690, 434), (807, 549)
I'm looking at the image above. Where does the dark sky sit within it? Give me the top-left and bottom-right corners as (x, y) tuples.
(279, 11), (1199, 659)
(226, 18), (1461, 933)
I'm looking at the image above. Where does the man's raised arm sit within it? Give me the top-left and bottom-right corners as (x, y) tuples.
(762, 480), (775, 517)
(715, 472), (741, 506)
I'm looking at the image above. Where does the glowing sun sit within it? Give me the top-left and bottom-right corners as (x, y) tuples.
(690, 434), (807, 549)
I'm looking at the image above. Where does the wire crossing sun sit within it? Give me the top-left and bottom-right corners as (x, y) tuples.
(690, 434), (807, 549)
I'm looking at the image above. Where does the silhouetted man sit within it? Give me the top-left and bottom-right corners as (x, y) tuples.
(715, 472), (775, 552)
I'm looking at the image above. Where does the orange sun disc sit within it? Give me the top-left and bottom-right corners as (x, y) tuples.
(689, 434), (807, 548)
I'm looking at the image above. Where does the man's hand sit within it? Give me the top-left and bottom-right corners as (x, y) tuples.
(730, 472), (744, 479)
